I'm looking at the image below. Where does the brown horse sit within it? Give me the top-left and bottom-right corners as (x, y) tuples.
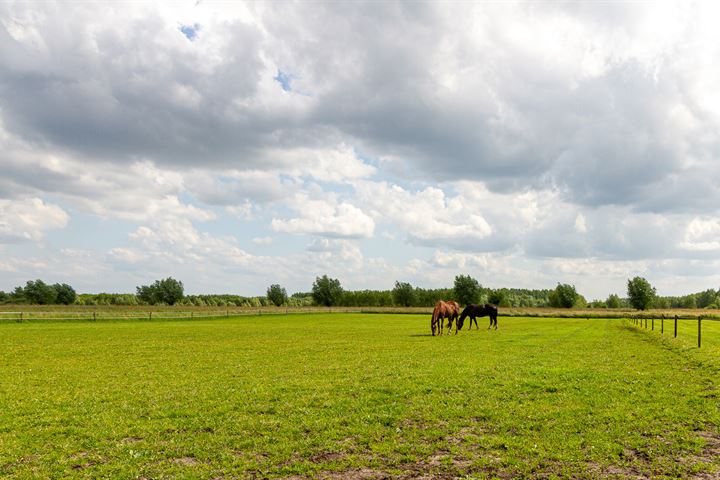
(431, 300), (461, 335)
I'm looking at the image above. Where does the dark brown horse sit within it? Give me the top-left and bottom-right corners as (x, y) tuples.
(458, 303), (498, 330)
(431, 300), (460, 335)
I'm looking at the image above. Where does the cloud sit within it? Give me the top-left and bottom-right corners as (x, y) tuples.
(680, 217), (720, 252)
(252, 236), (273, 246)
(355, 180), (499, 250)
(271, 192), (374, 238)
(3, 1), (719, 217)
(0, 197), (68, 242)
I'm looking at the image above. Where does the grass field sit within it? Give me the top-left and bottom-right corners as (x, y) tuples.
(1, 314), (719, 479)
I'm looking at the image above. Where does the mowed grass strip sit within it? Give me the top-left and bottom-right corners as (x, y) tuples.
(0, 314), (718, 479)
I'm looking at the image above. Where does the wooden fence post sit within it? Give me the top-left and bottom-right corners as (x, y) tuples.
(149, 311), (152, 321)
(674, 315), (678, 338)
(652, 317), (654, 331)
(93, 311), (96, 322)
(661, 314), (664, 334)
(19, 312), (23, 323)
(698, 316), (702, 348)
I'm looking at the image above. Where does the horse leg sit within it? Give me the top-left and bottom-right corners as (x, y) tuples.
(471, 316), (477, 329)
(494, 316), (498, 330)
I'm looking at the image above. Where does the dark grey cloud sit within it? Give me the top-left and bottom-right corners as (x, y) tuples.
(3, 1), (717, 219)
(0, 5), (273, 166)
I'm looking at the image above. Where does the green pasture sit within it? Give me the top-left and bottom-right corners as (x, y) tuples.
(1, 314), (719, 479)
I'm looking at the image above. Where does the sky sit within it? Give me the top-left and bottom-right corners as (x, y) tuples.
(2, 1), (720, 299)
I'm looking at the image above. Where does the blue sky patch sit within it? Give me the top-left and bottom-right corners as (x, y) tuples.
(180, 23), (200, 41)
(274, 70), (295, 92)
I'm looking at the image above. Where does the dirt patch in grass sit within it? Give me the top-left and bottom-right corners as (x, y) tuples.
(120, 436), (143, 444)
(173, 456), (200, 466)
(0, 454), (39, 474)
(310, 451), (348, 463)
(317, 468), (390, 479)
(685, 431), (720, 479)
(588, 461), (650, 479)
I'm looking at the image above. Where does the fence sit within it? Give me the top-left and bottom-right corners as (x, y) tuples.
(629, 313), (719, 348)
(0, 306), (419, 323)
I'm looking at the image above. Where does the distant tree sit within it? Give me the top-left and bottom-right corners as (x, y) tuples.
(311, 275), (343, 307)
(695, 289), (717, 308)
(392, 281), (415, 307)
(453, 275), (481, 306)
(626, 277), (656, 310)
(23, 279), (58, 304)
(53, 283), (77, 305)
(654, 296), (671, 309)
(10, 286), (25, 303)
(681, 294), (697, 309)
(575, 294), (588, 308)
(606, 294), (622, 309)
(487, 289), (506, 306)
(266, 284), (287, 306)
(548, 283), (578, 308)
(589, 299), (607, 308)
(0, 291), (8, 304)
(136, 277), (184, 305)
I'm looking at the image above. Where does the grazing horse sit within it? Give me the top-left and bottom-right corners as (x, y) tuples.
(458, 304), (499, 330)
(431, 300), (461, 335)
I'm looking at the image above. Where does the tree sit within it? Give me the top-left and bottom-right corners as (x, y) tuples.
(606, 293), (622, 309)
(266, 284), (288, 307)
(136, 277), (184, 305)
(0, 291), (8, 304)
(548, 283), (578, 308)
(392, 281), (415, 307)
(681, 294), (697, 309)
(311, 275), (343, 307)
(23, 279), (57, 304)
(53, 283), (77, 305)
(626, 276), (656, 310)
(453, 275), (481, 306)
(488, 289), (506, 306)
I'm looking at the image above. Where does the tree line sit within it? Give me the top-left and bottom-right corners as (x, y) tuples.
(0, 275), (714, 310)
